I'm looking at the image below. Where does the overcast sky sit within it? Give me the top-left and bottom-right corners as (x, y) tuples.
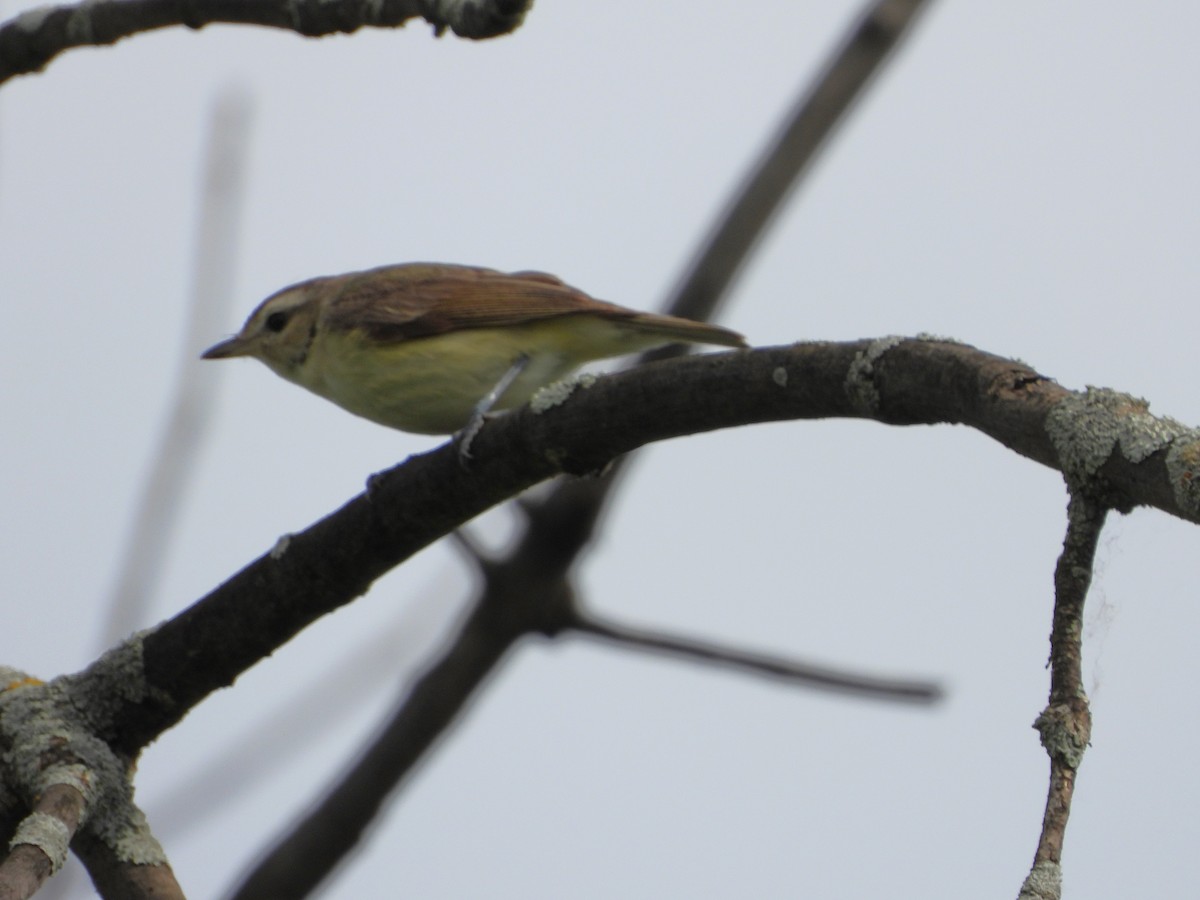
(2, 2), (1199, 897)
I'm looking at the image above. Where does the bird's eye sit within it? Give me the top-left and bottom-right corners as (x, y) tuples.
(265, 311), (289, 333)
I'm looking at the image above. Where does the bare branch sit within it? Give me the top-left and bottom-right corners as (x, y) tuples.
(1020, 494), (1107, 900)
(0, 0), (530, 85)
(84, 334), (1190, 898)
(0, 784), (85, 899)
(572, 613), (942, 704)
(72, 835), (184, 900)
(100, 338), (1200, 756)
(8, 337), (1168, 894)
(225, 370), (946, 898)
(0, 846), (57, 900)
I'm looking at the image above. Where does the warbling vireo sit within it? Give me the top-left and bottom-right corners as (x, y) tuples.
(202, 263), (746, 447)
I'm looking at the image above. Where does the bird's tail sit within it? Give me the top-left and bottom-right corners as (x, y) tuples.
(623, 312), (748, 349)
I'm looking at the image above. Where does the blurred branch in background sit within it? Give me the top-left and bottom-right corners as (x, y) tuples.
(664, 0), (933, 326)
(100, 89), (253, 647)
(147, 582), (462, 842)
(574, 615), (942, 704)
(228, 1), (936, 897)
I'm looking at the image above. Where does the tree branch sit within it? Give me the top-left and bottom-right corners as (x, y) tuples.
(8, 338), (1188, 895)
(85, 338), (1200, 758)
(572, 613), (942, 704)
(0, 784), (85, 899)
(1019, 494), (1107, 900)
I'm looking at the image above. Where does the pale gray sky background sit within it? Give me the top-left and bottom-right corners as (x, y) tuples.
(2, 2), (1199, 897)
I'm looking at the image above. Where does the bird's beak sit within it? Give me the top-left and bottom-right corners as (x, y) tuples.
(201, 336), (254, 359)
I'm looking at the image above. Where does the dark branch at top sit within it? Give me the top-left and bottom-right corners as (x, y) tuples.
(0, 0), (530, 85)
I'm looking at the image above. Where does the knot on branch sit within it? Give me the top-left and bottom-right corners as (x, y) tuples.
(1033, 699), (1091, 769)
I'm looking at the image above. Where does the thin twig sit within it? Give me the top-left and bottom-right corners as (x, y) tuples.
(0, 784), (86, 899)
(1020, 494), (1107, 900)
(573, 613), (942, 704)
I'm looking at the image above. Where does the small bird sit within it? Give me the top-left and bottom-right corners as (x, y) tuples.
(202, 263), (746, 449)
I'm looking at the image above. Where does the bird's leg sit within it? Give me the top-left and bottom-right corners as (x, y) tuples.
(456, 352), (531, 463)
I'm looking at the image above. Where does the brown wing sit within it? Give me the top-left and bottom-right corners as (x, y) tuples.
(321, 263), (636, 343)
